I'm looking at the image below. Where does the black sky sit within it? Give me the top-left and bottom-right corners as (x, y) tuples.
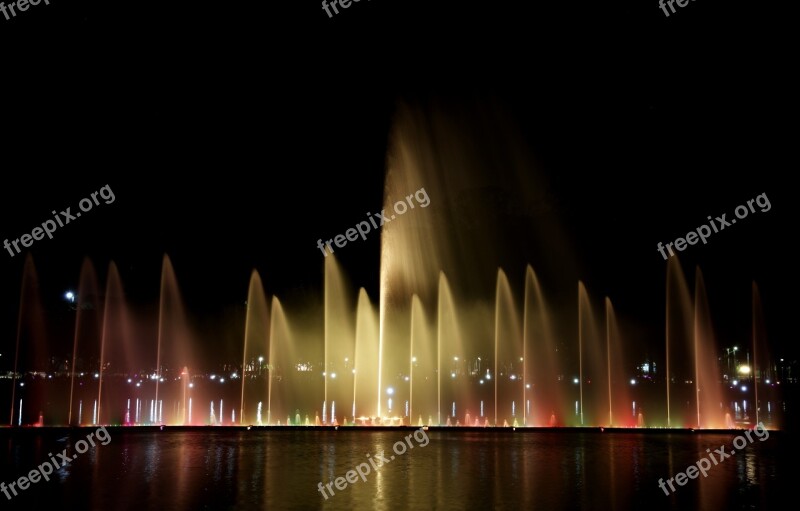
(0, 0), (795, 368)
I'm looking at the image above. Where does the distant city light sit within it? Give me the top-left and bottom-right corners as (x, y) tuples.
(741, 386), (747, 392)
(630, 379), (636, 385)
(573, 378), (579, 384)
(738, 365), (751, 375)
(386, 387), (394, 395)
(64, 291), (75, 303)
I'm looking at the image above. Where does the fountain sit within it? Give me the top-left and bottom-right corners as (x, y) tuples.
(0, 109), (783, 432)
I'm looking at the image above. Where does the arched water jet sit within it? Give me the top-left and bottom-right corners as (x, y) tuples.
(267, 297), (292, 425)
(353, 289), (379, 422)
(694, 268), (724, 428)
(68, 258), (101, 425)
(494, 269), (522, 427)
(153, 255), (195, 425)
(97, 262), (129, 425)
(240, 270), (270, 425)
(665, 258), (694, 428)
(324, 256), (355, 424)
(9, 255), (47, 426)
(577, 282), (606, 427)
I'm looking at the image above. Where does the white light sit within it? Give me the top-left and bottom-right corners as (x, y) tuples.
(189, 383), (194, 388)
(94, 373), (100, 378)
(630, 379), (636, 385)
(219, 378), (225, 383)
(210, 375), (216, 380)
(480, 380), (484, 384)
(451, 372), (456, 378)
(741, 386), (747, 392)
(136, 382), (141, 387)
(510, 375), (517, 380)
(454, 357), (459, 361)
(766, 379), (771, 384)
(732, 380), (738, 386)
(525, 384), (531, 389)
(386, 387), (394, 395)
(573, 378), (579, 384)
(411, 357), (417, 362)
(404, 376), (409, 381)
(331, 373), (337, 379)
(127, 378), (132, 383)
(258, 356), (264, 362)
(65, 291), (75, 302)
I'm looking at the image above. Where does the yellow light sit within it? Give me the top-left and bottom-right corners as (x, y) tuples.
(738, 365), (751, 375)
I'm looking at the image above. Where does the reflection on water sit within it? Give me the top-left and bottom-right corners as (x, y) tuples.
(0, 429), (789, 510)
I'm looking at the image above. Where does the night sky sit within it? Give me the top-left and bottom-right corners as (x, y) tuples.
(0, 0), (794, 371)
